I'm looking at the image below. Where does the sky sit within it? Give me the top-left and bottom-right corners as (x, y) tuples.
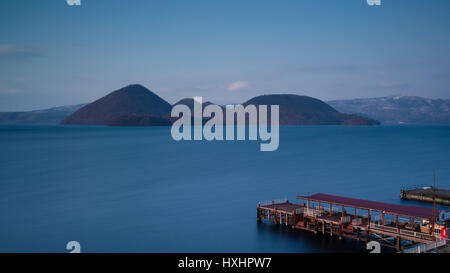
(0, 0), (449, 111)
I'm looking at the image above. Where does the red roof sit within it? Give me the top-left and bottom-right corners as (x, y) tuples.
(297, 193), (439, 220)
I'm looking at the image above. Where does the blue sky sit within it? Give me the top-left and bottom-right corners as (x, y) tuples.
(0, 0), (449, 111)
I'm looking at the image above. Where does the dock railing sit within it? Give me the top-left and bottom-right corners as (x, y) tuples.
(258, 198), (288, 207)
(402, 239), (447, 253)
(370, 223), (398, 234)
(295, 208), (304, 214)
(341, 216), (351, 224)
(369, 223), (434, 242)
(352, 218), (362, 226)
(295, 207), (322, 217)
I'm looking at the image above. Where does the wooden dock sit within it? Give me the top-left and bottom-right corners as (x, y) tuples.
(257, 193), (448, 251)
(401, 186), (450, 206)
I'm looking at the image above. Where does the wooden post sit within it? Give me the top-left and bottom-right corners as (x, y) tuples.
(382, 212), (385, 231)
(292, 209), (296, 226)
(274, 208), (278, 225)
(431, 220), (435, 241)
(431, 217), (436, 241)
(432, 169), (436, 242)
(396, 215), (399, 233)
(396, 237), (401, 251)
(366, 210), (371, 243)
(395, 215), (401, 251)
(330, 203), (332, 215)
(257, 204), (261, 223)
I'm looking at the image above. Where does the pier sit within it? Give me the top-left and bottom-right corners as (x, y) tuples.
(257, 193), (448, 251)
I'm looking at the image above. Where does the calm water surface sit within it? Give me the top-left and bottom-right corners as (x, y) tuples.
(0, 125), (449, 252)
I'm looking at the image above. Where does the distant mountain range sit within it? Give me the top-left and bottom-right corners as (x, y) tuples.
(60, 84), (378, 126)
(0, 104), (86, 125)
(4, 85), (448, 126)
(328, 96), (450, 125)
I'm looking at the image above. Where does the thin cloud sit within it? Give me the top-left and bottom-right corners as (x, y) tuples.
(291, 64), (361, 73)
(0, 89), (21, 94)
(227, 81), (248, 91)
(0, 44), (41, 61)
(377, 82), (408, 88)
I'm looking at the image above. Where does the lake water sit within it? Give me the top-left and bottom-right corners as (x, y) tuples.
(0, 125), (449, 253)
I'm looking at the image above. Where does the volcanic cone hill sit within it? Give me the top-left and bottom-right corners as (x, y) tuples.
(61, 84), (172, 125)
(243, 94), (379, 125)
